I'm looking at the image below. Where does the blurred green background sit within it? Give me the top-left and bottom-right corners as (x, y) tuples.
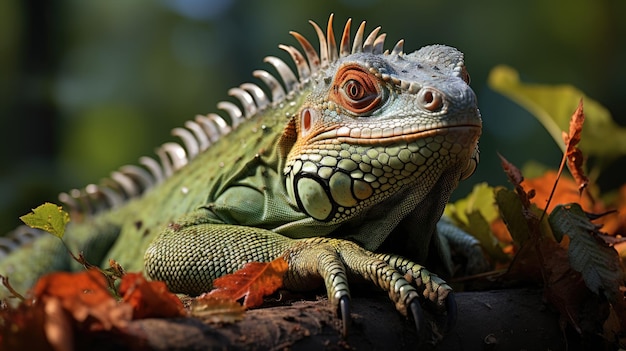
(1, 0), (625, 234)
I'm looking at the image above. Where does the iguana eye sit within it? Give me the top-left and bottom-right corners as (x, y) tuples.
(331, 65), (382, 115)
(344, 80), (366, 100)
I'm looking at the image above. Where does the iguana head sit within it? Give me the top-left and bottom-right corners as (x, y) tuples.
(282, 16), (482, 223)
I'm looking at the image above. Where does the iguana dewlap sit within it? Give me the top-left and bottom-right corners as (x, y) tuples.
(0, 14), (482, 336)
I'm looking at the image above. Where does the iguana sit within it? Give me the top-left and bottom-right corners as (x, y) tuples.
(0, 14), (482, 335)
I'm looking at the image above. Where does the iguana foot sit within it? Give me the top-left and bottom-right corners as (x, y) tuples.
(437, 218), (490, 275)
(145, 217), (454, 337)
(283, 237), (455, 337)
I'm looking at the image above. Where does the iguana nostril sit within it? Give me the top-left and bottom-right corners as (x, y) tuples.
(418, 88), (443, 112)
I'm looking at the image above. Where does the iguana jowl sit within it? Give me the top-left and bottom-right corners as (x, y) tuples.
(0, 15), (481, 333)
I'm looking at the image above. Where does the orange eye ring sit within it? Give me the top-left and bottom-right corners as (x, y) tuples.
(330, 64), (382, 115)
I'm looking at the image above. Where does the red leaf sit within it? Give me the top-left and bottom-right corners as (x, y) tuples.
(498, 152), (524, 188)
(498, 153), (534, 207)
(204, 257), (289, 309)
(119, 273), (186, 320)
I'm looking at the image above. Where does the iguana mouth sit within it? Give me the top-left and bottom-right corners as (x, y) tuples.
(312, 124), (481, 146)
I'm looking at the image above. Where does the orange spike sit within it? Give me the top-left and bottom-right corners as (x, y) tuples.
(326, 14), (338, 61)
(339, 18), (352, 57)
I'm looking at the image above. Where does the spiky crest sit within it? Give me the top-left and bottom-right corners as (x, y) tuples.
(51, 15), (407, 219)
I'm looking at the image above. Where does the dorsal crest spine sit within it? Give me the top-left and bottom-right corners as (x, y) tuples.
(58, 14), (404, 218)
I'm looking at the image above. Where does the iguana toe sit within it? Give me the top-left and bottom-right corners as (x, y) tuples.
(283, 237), (456, 336)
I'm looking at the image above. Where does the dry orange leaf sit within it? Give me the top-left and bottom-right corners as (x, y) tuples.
(1, 269), (191, 350)
(119, 272), (186, 319)
(524, 172), (624, 237)
(523, 171), (595, 214)
(32, 269), (109, 306)
(490, 217), (512, 243)
(561, 99), (588, 194)
(32, 269), (132, 331)
(204, 257), (289, 309)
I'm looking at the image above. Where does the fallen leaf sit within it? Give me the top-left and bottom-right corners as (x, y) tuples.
(190, 297), (245, 324)
(119, 273), (186, 319)
(32, 269), (133, 331)
(204, 257), (289, 309)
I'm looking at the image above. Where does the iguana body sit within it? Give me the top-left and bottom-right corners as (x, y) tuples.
(0, 15), (481, 332)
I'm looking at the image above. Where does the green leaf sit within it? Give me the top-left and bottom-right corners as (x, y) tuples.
(488, 65), (626, 174)
(549, 203), (623, 303)
(445, 182), (499, 225)
(465, 210), (509, 262)
(494, 187), (554, 246)
(445, 183), (508, 262)
(19, 202), (70, 239)
(494, 187), (531, 246)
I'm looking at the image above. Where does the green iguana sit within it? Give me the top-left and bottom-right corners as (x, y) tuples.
(0, 14), (482, 335)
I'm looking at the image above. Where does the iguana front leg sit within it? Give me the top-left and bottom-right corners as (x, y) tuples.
(144, 208), (455, 335)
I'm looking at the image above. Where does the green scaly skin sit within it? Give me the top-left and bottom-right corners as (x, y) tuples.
(0, 15), (482, 334)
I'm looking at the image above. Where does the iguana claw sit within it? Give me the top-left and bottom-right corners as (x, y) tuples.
(445, 292), (457, 331)
(339, 295), (350, 337)
(409, 297), (426, 335)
